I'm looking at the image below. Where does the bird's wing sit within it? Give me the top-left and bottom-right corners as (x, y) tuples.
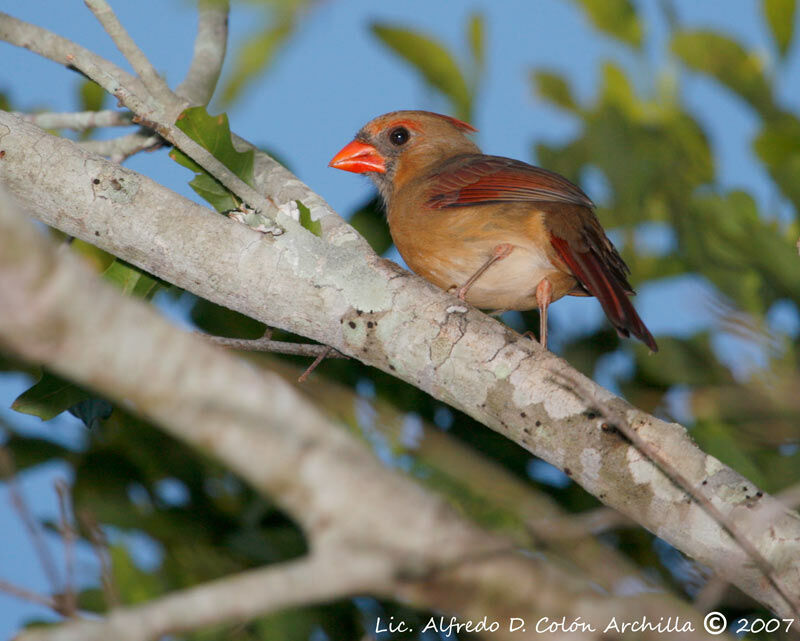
(426, 154), (595, 209)
(426, 154), (658, 351)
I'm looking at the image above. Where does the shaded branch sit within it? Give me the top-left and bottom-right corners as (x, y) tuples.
(17, 551), (389, 641)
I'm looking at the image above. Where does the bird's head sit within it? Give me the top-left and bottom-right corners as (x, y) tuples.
(329, 110), (479, 203)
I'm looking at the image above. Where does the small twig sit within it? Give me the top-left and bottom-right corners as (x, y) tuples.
(84, 0), (173, 106)
(175, 0), (229, 104)
(79, 131), (163, 163)
(200, 332), (348, 359)
(0, 448), (62, 595)
(0, 579), (57, 610)
(551, 370), (800, 622)
(79, 510), (118, 609)
(12, 110), (133, 130)
(55, 480), (78, 618)
(298, 346), (334, 383)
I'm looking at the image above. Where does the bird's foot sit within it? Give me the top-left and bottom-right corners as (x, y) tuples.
(492, 243), (514, 260)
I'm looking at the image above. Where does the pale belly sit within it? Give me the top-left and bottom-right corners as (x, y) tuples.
(389, 199), (579, 311)
(405, 240), (566, 311)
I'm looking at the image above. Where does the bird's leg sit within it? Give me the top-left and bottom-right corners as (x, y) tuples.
(535, 278), (553, 350)
(456, 243), (514, 300)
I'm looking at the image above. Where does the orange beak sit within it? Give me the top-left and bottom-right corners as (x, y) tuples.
(329, 140), (386, 174)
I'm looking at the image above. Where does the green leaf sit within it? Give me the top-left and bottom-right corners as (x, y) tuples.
(296, 200), (321, 237)
(531, 70), (579, 112)
(684, 191), (800, 310)
(222, 21), (293, 104)
(754, 116), (800, 209)
(68, 399), (113, 430)
(632, 334), (733, 388)
(692, 419), (767, 488)
(174, 107), (254, 185)
(70, 239), (116, 271)
(575, 0), (643, 48)
(72, 449), (150, 529)
(2, 435), (71, 472)
(187, 173), (239, 212)
(109, 544), (164, 604)
(371, 23), (472, 120)
(12, 372), (92, 421)
(103, 260), (158, 298)
(671, 31), (774, 116)
(467, 12), (485, 71)
(170, 106), (255, 212)
(79, 80), (106, 113)
(601, 62), (636, 110)
(764, 0), (796, 57)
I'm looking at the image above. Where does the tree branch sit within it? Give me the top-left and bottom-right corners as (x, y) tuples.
(200, 332), (347, 358)
(11, 110), (132, 130)
(175, 0), (229, 104)
(1, 110), (798, 618)
(78, 131), (163, 162)
(84, 0), (174, 107)
(553, 371), (800, 619)
(269, 358), (653, 593)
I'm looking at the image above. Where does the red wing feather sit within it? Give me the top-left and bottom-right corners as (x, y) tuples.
(427, 155), (594, 209)
(550, 236), (658, 352)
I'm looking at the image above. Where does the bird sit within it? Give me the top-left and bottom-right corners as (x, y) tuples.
(328, 110), (657, 352)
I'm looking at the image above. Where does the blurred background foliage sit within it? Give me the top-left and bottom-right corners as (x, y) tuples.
(2, 0), (800, 639)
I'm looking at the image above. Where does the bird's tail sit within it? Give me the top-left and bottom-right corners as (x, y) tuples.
(551, 236), (658, 352)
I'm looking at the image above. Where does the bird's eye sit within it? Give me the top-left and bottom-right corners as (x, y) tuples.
(389, 126), (410, 146)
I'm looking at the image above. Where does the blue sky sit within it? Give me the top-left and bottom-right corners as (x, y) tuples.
(1, 0), (797, 636)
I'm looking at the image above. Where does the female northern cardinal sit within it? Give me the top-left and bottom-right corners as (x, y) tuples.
(329, 110), (657, 352)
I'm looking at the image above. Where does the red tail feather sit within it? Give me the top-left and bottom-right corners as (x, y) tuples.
(551, 236), (658, 352)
